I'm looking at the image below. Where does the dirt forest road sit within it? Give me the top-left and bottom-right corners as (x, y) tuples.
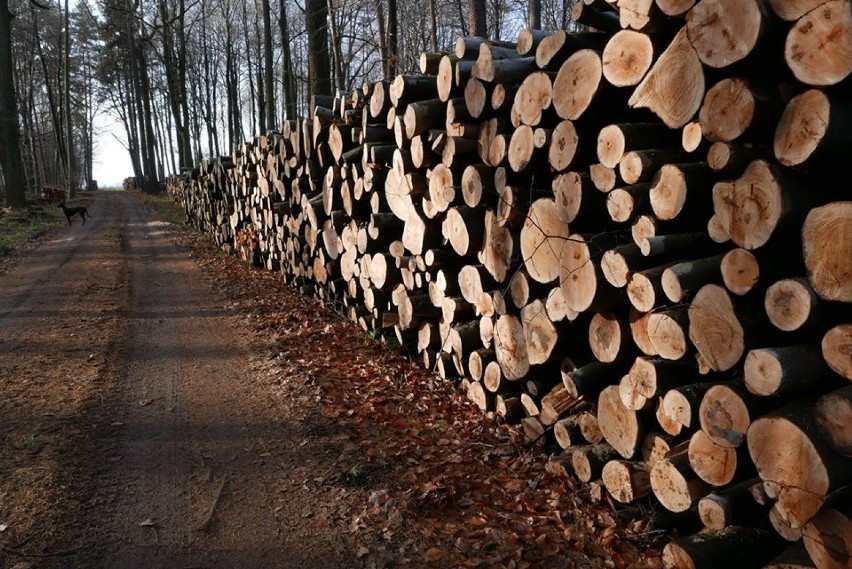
(0, 191), (357, 568)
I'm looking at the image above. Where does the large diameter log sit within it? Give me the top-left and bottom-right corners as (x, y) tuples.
(774, 90), (852, 167)
(822, 324), (852, 380)
(802, 202), (852, 303)
(512, 71), (553, 127)
(802, 502), (852, 569)
(747, 402), (852, 529)
(662, 527), (787, 569)
(785, 0), (852, 86)
(602, 30), (654, 87)
(814, 385), (852, 458)
(598, 385), (644, 459)
(601, 460), (652, 503)
(685, 0), (775, 68)
(521, 198), (570, 284)
(443, 206), (485, 256)
(628, 27), (705, 129)
(494, 314), (530, 381)
(552, 49), (607, 121)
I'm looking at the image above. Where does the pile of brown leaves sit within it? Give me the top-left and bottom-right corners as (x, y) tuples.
(171, 210), (668, 569)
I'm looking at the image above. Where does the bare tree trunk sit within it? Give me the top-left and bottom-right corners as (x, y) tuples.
(376, 0), (388, 80)
(278, 0), (297, 119)
(63, 0), (74, 195)
(387, 0), (398, 79)
(0, 0), (25, 208)
(306, 0), (332, 97)
(529, 0), (541, 28)
(470, 0), (487, 38)
(429, 0), (438, 51)
(262, 0), (275, 130)
(327, 0), (346, 91)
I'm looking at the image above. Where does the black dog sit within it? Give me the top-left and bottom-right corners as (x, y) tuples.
(58, 202), (89, 225)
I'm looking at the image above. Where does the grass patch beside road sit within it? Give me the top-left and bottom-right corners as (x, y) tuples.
(0, 203), (65, 254)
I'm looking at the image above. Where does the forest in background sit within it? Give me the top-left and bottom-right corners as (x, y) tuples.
(0, 0), (578, 207)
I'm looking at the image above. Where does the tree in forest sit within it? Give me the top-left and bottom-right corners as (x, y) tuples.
(305, 0), (331, 98)
(0, 0), (28, 208)
(470, 0), (487, 37)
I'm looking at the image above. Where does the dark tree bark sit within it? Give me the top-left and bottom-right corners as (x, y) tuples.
(429, 0), (438, 51)
(306, 0), (332, 97)
(470, 0), (487, 38)
(387, 0), (398, 79)
(376, 0), (388, 80)
(262, 0), (275, 130)
(529, 0), (541, 28)
(0, 0), (26, 208)
(278, 0), (297, 119)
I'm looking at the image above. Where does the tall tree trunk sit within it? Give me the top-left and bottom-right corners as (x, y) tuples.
(33, 21), (65, 178)
(278, 0), (297, 120)
(262, 0), (275, 130)
(470, 0), (487, 37)
(327, 0), (345, 91)
(306, 0), (331, 97)
(376, 0), (388, 80)
(429, 0), (438, 51)
(0, 0), (25, 208)
(137, 47), (159, 191)
(64, 0), (74, 196)
(244, 1), (260, 135)
(387, 0), (398, 79)
(529, 0), (541, 28)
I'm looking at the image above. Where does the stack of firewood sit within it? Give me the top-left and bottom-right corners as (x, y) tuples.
(167, 1), (852, 567)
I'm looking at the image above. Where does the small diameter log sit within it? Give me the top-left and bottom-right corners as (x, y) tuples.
(619, 148), (684, 185)
(598, 385), (644, 459)
(659, 382), (724, 437)
(443, 206), (485, 256)
(802, 202), (852, 303)
(534, 30), (608, 69)
(744, 344), (831, 398)
(814, 385), (852, 457)
(627, 262), (678, 313)
(467, 381), (493, 411)
(494, 314), (530, 381)
(606, 184), (651, 223)
(602, 30), (655, 87)
(601, 460), (652, 503)
(662, 526), (787, 569)
(823, 324), (852, 380)
(802, 501), (852, 569)
(563, 360), (628, 399)
(508, 270), (548, 309)
(554, 415), (583, 449)
(521, 299), (561, 366)
(521, 416), (546, 443)
(588, 312), (631, 364)
(642, 431), (680, 466)
(483, 360), (506, 393)
(521, 198), (570, 284)
(764, 278), (823, 332)
(494, 395), (524, 425)
(748, 402), (852, 529)
(461, 163), (495, 208)
(649, 163), (716, 222)
(479, 209), (515, 283)
(775, 90), (852, 168)
(698, 477), (769, 530)
(579, 410), (604, 444)
(572, 443), (621, 482)
(662, 254), (725, 304)
(650, 442), (713, 512)
(631, 307), (659, 357)
(628, 27), (705, 129)
(552, 171), (606, 226)
(548, 121), (581, 173)
(720, 247), (760, 296)
(468, 348), (495, 382)
(706, 142), (769, 175)
(785, 0), (852, 87)
(699, 383), (778, 448)
(590, 162), (620, 192)
(597, 122), (681, 169)
(687, 429), (739, 487)
(620, 357), (694, 411)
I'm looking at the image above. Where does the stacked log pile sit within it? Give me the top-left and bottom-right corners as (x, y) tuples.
(167, 1), (852, 567)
